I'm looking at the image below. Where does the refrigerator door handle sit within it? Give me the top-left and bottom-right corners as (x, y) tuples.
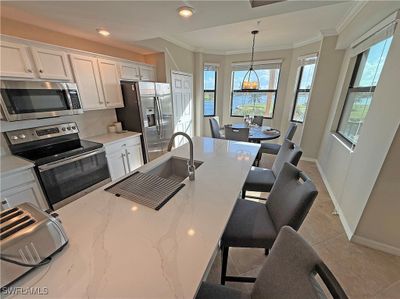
(154, 96), (161, 137)
(156, 97), (164, 139)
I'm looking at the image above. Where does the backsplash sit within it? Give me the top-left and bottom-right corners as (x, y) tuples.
(0, 109), (117, 156)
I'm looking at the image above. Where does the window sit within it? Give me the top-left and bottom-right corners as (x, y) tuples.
(337, 36), (393, 146)
(291, 56), (317, 123)
(230, 62), (281, 118)
(203, 64), (217, 117)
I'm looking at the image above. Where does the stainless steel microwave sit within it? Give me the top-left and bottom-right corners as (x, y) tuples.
(0, 81), (83, 121)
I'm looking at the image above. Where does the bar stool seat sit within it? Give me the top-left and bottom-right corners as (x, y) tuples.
(259, 142), (281, 155)
(222, 199), (277, 248)
(243, 167), (275, 193)
(196, 282), (250, 299)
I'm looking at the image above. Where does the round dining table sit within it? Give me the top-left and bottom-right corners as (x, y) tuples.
(231, 123), (281, 143)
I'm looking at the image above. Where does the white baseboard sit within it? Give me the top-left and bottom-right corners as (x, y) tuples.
(315, 160), (354, 240)
(352, 235), (400, 256)
(300, 156), (317, 162)
(314, 160), (400, 256)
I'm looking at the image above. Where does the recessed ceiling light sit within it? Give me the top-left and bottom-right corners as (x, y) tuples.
(177, 6), (194, 18)
(97, 28), (110, 37)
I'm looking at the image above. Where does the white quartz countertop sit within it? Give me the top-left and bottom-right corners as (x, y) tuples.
(0, 155), (34, 176)
(86, 131), (142, 146)
(11, 137), (260, 299)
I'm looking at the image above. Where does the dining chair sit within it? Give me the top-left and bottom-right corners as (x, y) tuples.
(260, 122), (297, 156)
(224, 125), (250, 142)
(196, 227), (348, 299)
(220, 162), (318, 285)
(242, 139), (302, 199)
(209, 117), (222, 139)
(252, 115), (263, 126)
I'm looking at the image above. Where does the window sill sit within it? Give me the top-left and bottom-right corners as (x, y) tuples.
(331, 133), (354, 153)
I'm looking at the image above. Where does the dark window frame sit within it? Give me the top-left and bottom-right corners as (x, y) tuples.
(336, 52), (376, 147)
(290, 65), (313, 123)
(230, 68), (281, 119)
(203, 69), (217, 117)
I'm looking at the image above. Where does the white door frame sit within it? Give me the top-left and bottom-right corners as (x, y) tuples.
(171, 71), (194, 138)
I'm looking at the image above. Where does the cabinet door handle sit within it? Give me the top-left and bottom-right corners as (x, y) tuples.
(26, 68), (33, 73)
(39, 69), (44, 73)
(125, 149), (131, 173)
(121, 153), (127, 174)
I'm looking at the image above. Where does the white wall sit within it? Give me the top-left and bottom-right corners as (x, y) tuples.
(355, 127), (400, 253)
(301, 35), (345, 158)
(317, 4), (400, 254)
(136, 38), (195, 84)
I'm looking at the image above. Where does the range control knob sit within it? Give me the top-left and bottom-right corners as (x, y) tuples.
(10, 135), (19, 140)
(18, 134), (26, 139)
(71, 126), (76, 130)
(67, 127), (71, 130)
(62, 127), (66, 131)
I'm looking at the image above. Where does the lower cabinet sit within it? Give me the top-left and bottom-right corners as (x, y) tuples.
(105, 137), (144, 181)
(1, 168), (48, 211)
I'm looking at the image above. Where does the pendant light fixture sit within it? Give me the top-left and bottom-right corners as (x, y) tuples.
(241, 30), (259, 91)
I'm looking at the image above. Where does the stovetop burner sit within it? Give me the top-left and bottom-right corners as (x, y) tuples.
(6, 122), (103, 165)
(16, 139), (103, 165)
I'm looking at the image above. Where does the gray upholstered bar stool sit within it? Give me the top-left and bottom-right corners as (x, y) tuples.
(242, 139), (302, 199)
(220, 163), (318, 284)
(196, 227), (348, 299)
(260, 122), (297, 156)
(224, 125), (250, 142)
(209, 117), (223, 139)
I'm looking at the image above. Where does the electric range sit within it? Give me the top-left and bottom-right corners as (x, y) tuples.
(5, 123), (111, 210)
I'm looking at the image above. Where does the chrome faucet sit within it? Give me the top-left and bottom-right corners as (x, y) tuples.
(167, 132), (195, 181)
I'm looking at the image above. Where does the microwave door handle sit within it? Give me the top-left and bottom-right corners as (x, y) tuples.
(63, 87), (74, 112)
(38, 149), (105, 172)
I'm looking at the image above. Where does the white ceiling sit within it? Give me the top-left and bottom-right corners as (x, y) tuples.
(1, 1), (359, 54)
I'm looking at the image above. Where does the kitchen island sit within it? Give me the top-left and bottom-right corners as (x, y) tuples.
(10, 137), (260, 299)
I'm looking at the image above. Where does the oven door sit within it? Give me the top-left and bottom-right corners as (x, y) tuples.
(37, 149), (111, 210)
(0, 81), (75, 121)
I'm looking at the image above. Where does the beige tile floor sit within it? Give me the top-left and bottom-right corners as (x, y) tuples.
(205, 157), (400, 298)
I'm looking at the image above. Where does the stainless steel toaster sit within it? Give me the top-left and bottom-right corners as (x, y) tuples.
(0, 203), (68, 288)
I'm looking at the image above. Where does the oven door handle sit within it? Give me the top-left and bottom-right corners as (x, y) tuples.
(38, 148), (105, 172)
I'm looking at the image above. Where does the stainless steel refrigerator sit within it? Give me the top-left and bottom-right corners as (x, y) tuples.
(116, 81), (174, 163)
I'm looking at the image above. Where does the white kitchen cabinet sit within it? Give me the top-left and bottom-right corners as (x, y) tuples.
(119, 62), (140, 81)
(107, 151), (129, 181)
(70, 54), (106, 110)
(0, 41), (35, 78)
(125, 143), (144, 173)
(139, 65), (155, 81)
(104, 136), (143, 181)
(0, 168), (48, 211)
(98, 58), (124, 108)
(31, 47), (72, 80)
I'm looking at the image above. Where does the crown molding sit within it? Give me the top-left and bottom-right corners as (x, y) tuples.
(159, 35), (197, 52)
(336, 1), (368, 34)
(293, 34), (322, 48)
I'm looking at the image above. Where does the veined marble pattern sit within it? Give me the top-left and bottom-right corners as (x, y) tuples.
(9, 137), (260, 299)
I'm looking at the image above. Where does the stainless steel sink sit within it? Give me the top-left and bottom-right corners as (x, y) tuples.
(145, 156), (203, 183)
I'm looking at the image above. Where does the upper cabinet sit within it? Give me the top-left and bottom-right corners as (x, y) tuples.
(119, 62), (140, 81)
(139, 65), (156, 81)
(0, 36), (156, 113)
(31, 47), (72, 80)
(119, 62), (156, 82)
(98, 58), (124, 108)
(0, 41), (35, 78)
(70, 54), (105, 110)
